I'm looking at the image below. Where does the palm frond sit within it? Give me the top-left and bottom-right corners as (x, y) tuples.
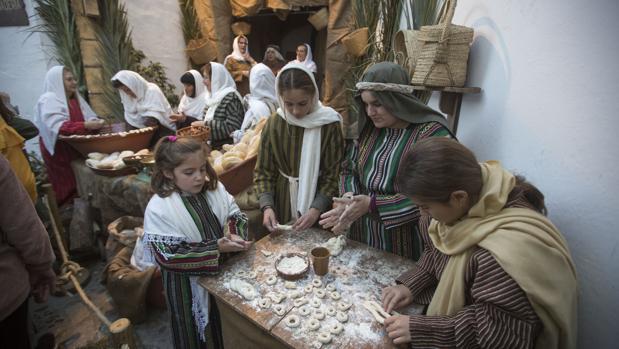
(30, 0), (84, 93)
(178, 0), (201, 45)
(94, 0), (134, 121)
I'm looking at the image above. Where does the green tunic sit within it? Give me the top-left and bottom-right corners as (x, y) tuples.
(254, 113), (345, 224)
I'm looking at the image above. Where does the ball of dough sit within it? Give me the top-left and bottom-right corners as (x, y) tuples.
(289, 290), (303, 299)
(284, 281), (297, 289)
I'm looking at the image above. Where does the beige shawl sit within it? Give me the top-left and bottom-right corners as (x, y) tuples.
(427, 161), (578, 349)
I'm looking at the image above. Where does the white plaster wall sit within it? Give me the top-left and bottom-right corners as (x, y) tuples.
(446, 0), (619, 347)
(120, 0), (187, 98)
(0, 0), (53, 152)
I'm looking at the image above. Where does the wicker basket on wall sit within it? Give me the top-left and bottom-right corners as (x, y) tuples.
(308, 7), (329, 31)
(342, 27), (369, 57)
(411, 0), (473, 87)
(393, 30), (420, 76)
(185, 38), (216, 65)
(231, 21), (251, 36)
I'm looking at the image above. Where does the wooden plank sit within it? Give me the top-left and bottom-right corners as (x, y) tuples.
(82, 0), (100, 18)
(80, 39), (101, 67)
(200, 228), (422, 349)
(75, 15), (96, 40)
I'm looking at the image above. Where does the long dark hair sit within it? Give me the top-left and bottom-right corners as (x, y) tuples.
(277, 68), (315, 97)
(180, 72), (196, 98)
(0, 98), (15, 123)
(151, 136), (218, 197)
(396, 138), (547, 215)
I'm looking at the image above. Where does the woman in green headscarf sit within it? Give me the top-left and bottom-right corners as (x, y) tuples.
(319, 62), (453, 260)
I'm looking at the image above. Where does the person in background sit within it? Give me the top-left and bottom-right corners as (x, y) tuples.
(133, 136), (251, 348)
(381, 138), (577, 349)
(34, 65), (105, 206)
(111, 70), (176, 136)
(0, 154), (56, 349)
(319, 62), (452, 260)
(0, 92), (39, 141)
(262, 44), (286, 76)
(232, 63), (278, 144)
(193, 62), (245, 148)
(224, 35), (257, 96)
(254, 63), (344, 232)
(170, 70), (208, 130)
(290, 43), (317, 74)
(0, 99), (37, 201)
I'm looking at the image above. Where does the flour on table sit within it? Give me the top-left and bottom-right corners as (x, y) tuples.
(229, 278), (257, 300)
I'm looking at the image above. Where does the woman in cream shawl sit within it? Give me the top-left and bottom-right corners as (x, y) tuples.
(33, 65), (103, 205)
(382, 138), (578, 349)
(224, 35), (256, 96)
(111, 70), (175, 132)
(290, 43), (317, 73)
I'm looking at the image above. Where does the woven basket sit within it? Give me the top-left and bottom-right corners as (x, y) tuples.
(308, 7), (329, 31)
(231, 21), (251, 36)
(176, 125), (211, 142)
(393, 30), (420, 75)
(185, 38), (216, 65)
(342, 27), (369, 57)
(411, 0), (473, 87)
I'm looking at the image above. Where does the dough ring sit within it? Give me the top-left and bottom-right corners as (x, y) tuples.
(307, 318), (321, 331)
(256, 266), (266, 273)
(293, 297), (308, 307)
(325, 284), (336, 292)
(285, 314), (301, 328)
(289, 290), (303, 299)
(312, 309), (325, 320)
(329, 322), (344, 335)
(336, 311), (349, 323)
(317, 332), (332, 344)
(247, 271), (257, 279)
(311, 278), (323, 288)
(329, 291), (341, 300)
(273, 304), (286, 316)
(336, 301), (352, 311)
(325, 306), (336, 317)
(310, 298), (321, 308)
(315, 289), (326, 299)
(298, 306), (311, 317)
(235, 270), (248, 278)
(304, 285), (313, 293)
(258, 298), (271, 309)
(266, 275), (277, 285)
(284, 281), (297, 289)
(260, 249), (273, 257)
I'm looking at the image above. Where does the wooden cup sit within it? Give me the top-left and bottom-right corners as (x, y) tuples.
(311, 247), (330, 276)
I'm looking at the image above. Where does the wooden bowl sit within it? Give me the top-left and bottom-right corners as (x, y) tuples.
(218, 154), (257, 196)
(122, 154), (153, 168)
(176, 125), (210, 142)
(59, 126), (157, 157)
(86, 163), (139, 177)
(275, 253), (309, 281)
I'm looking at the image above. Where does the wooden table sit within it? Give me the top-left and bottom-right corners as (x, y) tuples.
(199, 228), (423, 349)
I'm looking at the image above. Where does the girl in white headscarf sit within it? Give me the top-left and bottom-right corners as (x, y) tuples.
(111, 70), (175, 132)
(291, 43), (317, 73)
(170, 70), (208, 129)
(224, 35), (256, 96)
(232, 63), (278, 143)
(193, 62), (245, 148)
(33, 65), (104, 205)
(254, 63), (344, 232)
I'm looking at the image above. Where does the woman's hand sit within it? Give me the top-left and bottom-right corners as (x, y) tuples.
(319, 193), (353, 231)
(191, 120), (205, 127)
(384, 315), (412, 345)
(84, 119), (105, 130)
(242, 70), (250, 78)
(169, 112), (186, 123)
(292, 208), (320, 231)
(29, 267), (56, 303)
(218, 236), (248, 253)
(382, 284), (413, 313)
(262, 207), (279, 233)
(228, 233), (253, 249)
(331, 194), (371, 234)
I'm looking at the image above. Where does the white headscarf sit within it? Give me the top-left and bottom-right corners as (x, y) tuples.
(177, 70), (208, 120)
(276, 63), (341, 217)
(224, 35), (249, 65)
(33, 65), (99, 155)
(292, 43), (317, 73)
(240, 63), (277, 132)
(111, 70), (175, 130)
(204, 62), (242, 122)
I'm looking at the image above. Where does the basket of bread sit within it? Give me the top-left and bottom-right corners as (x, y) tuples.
(85, 148), (151, 177)
(176, 125), (211, 142)
(59, 126), (157, 157)
(209, 118), (266, 195)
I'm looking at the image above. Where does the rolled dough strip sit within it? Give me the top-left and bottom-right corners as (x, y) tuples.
(362, 301), (386, 325)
